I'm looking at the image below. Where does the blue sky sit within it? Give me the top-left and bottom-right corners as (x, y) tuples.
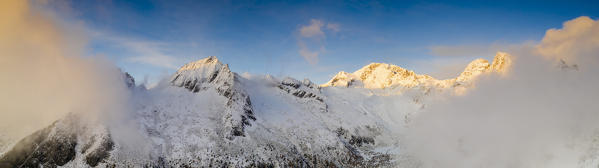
(58, 0), (599, 84)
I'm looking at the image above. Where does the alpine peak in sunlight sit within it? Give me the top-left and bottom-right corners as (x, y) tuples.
(322, 52), (512, 90)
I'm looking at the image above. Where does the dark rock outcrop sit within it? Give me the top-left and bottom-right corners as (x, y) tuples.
(277, 77), (328, 112)
(0, 114), (115, 168)
(0, 122), (76, 168)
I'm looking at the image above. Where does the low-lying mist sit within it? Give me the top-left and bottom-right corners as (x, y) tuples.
(403, 16), (599, 168)
(0, 0), (130, 145)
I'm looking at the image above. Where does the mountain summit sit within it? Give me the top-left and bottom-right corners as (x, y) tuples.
(171, 56), (231, 92)
(171, 56), (256, 139)
(321, 52), (512, 89)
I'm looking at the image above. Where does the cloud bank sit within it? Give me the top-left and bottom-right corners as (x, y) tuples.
(0, 0), (130, 143)
(536, 16), (599, 65)
(92, 31), (184, 70)
(403, 16), (599, 168)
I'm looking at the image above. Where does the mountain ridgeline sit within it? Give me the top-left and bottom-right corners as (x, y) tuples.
(170, 56), (256, 139)
(322, 52), (512, 90)
(1, 53), (512, 167)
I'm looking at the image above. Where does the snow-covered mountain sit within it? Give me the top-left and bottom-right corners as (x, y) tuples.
(0, 114), (113, 168)
(170, 56), (256, 139)
(321, 52), (512, 90)
(0, 54), (510, 167)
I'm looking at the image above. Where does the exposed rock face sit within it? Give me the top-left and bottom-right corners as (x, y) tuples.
(0, 114), (114, 168)
(322, 52), (513, 90)
(123, 72), (136, 88)
(0, 122), (76, 168)
(333, 127), (390, 167)
(170, 56), (256, 139)
(456, 58), (490, 82)
(277, 77), (328, 112)
(456, 52), (513, 84)
(490, 52), (513, 73)
(0, 70), (135, 168)
(170, 56), (233, 93)
(82, 134), (114, 167)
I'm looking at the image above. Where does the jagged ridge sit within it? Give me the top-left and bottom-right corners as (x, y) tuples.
(0, 54), (513, 167)
(321, 52), (512, 89)
(170, 56), (256, 139)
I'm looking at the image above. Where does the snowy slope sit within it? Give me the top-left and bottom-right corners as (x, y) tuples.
(117, 74), (405, 167)
(0, 54), (509, 167)
(170, 56), (256, 139)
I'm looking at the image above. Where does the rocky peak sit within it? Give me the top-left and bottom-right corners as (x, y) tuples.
(321, 71), (353, 87)
(456, 52), (513, 82)
(123, 72), (136, 88)
(278, 77), (327, 112)
(322, 52), (513, 90)
(176, 56), (222, 72)
(171, 56), (233, 93)
(170, 56), (255, 139)
(490, 52), (512, 73)
(322, 62), (438, 89)
(456, 59), (490, 82)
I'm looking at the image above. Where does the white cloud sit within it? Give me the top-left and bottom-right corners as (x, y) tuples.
(326, 23), (340, 32)
(429, 16), (598, 65)
(91, 31), (183, 69)
(300, 19), (325, 38)
(535, 16), (599, 64)
(0, 0), (133, 142)
(297, 41), (321, 65)
(404, 16), (599, 168)
(126, 52), (180, 69)
(297, 19), (340, 65)
(120, 41), (181, 69)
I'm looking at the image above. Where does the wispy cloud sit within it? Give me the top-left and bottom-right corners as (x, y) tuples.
(297, 41), (322, 65)
(91, 31), (184, 69)
(297, 19), (340, 65)
(429, 43), (521, 58)
(326, 23), (340, 32)
(300, 19), (325, 38)
(119, 41), (180, 69)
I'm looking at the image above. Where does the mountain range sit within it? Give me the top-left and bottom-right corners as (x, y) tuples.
(322, 52), (511, 90)
(0, 53), (512, 167)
